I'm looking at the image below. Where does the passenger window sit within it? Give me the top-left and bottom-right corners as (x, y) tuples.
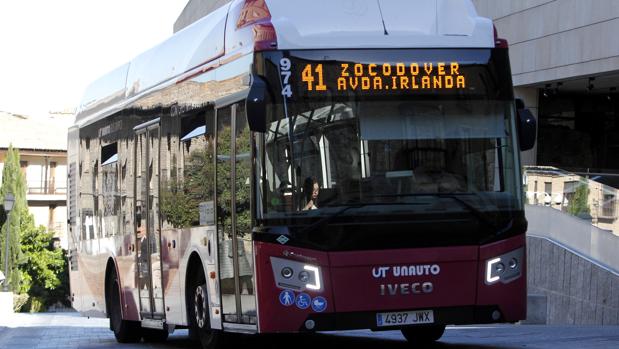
(101, 142), (120, 237)
(79, 132), (97, 241)
(160, 108), (215, 228)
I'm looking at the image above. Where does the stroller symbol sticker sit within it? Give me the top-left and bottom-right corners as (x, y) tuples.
(311, 296), (327, 312)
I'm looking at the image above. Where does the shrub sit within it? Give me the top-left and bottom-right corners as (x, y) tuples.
(13, 293), (29, 312)
(27, 296), (45, 313)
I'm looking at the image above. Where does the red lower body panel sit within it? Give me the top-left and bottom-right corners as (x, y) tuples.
(255, 234), (526, 333)
(477, 234), (527, 321)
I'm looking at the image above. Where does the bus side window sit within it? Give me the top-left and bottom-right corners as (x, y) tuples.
(120, 137), (133, 237)
(161, 107), (215, 228)
(93, 158), (100, 239)
(79, 128), (97, 241)
(101, 142), (120, 237)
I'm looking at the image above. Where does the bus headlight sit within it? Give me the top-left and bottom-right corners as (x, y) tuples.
(485, 247), (524, 285)
(302, 265), (321, 290)
(298, 270), (310, 282)
(509, 258), (518, 269)
(281, 267), (294, 279)
(271, 257), (323, 291)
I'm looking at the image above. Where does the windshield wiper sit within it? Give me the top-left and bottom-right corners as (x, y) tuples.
(374, 193), (505, 233)
(297, 201), (426, 235)
(435, 194), (498, 231)
(297, 204), (364, 236)
(435, 194), (516, 239)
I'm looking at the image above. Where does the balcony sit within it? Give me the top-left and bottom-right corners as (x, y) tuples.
(27, 180), (67, 195)
(26, 180), (66, 202)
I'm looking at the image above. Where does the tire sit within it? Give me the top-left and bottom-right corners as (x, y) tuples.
(401, 325), (446, 346)
(187, 266), (222, 349)
(142, 328), (169, 342)
(108, 275), (142, 343)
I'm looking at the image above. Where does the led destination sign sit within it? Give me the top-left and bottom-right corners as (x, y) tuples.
(301, 62), (467, 93)
(272, 50), (513, 101)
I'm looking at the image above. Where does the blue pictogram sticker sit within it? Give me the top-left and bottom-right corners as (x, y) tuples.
(279, 290), (295, 307)
(311, 296), (327, 312)
(296, 293), (311, 309)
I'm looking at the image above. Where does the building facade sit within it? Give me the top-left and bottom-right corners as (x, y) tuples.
(472, 0), (619, 234)
(473, 0), (619, 168)
(0, 111), (74, 248)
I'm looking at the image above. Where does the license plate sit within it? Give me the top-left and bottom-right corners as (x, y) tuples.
(376, 310), (434, 327)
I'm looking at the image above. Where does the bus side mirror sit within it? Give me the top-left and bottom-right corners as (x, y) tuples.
(516, 99), (537, 151)
(246, 75), (269, 133)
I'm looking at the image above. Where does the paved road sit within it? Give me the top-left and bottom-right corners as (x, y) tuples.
(1, 312), (619, 349)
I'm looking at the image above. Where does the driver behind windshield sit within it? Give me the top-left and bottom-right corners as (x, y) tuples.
(302, 176), (320, 210)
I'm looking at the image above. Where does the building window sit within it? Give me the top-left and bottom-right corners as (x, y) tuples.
(544, 182), (552, 205)
(563, 181), (577, 211)
(602, 194), (616, 218)
(20, 160), (28, 177)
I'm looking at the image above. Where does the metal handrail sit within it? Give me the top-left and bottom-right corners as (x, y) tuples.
(27, 180), (67, 195)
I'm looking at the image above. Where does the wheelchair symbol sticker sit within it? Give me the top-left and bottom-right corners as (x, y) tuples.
(296, 293), (311, 309)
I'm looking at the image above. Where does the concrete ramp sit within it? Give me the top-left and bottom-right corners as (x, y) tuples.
(526, 205), (619, 325)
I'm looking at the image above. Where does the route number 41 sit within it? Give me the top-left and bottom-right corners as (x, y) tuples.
(279, 58), (293, 98)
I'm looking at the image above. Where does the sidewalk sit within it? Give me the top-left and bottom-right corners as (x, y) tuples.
(2, 312), (619, 349)
(0, 312), (111, 349)
(0, 312), (189, 349)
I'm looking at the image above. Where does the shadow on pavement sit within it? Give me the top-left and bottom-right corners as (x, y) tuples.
(0, 324), (520, 349)
(163, 331), (521, 349)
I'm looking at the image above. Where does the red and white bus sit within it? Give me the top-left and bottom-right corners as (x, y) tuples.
(68, 0), (536, 347)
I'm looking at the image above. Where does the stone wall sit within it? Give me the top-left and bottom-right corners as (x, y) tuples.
(527, 236), (619, 325)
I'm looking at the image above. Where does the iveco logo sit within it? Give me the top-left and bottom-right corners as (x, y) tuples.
(380, 282), (434, 296)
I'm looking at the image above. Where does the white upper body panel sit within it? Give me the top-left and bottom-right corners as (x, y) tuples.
(125, 3), (230, 99)
(76, 3), (231, 124)
(75, 0), (494, 126)
(265, 0), (494, 49)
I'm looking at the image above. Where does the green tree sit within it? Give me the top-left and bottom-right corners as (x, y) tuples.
(20, 225), (68, 311)
(567, 182), (590, 217)
(0, 145), (28, 293)
(1, 145), (68, 311)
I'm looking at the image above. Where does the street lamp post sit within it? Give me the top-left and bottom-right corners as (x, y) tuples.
(3, 193), (15, 292)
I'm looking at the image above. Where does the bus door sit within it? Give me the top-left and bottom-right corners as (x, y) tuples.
(216, 103), (257, 326)
(134, 120), (165, 321)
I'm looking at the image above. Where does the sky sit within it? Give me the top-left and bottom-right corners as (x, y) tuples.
(0, 0), (188, 117)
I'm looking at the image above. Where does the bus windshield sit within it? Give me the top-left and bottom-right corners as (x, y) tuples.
(256, 49), (522, 220)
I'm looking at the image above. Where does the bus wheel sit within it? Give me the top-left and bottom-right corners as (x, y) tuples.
(187, 269), (221, 349)
(401, 325), (446, 345)
(108, 275), (142, 343)
(142, 328), (169, 342)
